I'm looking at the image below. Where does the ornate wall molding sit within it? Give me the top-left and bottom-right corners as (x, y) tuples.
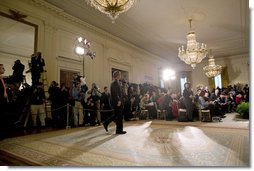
(30, 0), (120, 43)
(29, 0), (166, 64)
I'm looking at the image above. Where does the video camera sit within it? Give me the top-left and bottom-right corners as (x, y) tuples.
(72, 74), (88, 93)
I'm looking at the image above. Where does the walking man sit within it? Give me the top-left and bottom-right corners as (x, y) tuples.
(103, 71), (126, 134)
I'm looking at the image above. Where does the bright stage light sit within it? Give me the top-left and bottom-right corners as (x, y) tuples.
(162, 69), (176, 81)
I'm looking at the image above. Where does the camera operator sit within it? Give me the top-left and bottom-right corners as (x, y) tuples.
(87, 83), (101, 125)
(48, 81), (61, 128)
(30, 82), (46, 128)
(12, 60), (25, 85)
(87, 83), (101, 101)
(72, 75), (88, 94)
(31, 52), (45, 86)
(72, 82), (85, 127)
(83, 95), (97, 126)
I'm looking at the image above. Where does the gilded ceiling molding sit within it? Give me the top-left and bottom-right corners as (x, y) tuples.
(8, 9), (27, 21)
(31, 0), (64, 13)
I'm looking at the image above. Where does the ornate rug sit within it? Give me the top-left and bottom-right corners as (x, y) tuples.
(0, 120), (249, 166)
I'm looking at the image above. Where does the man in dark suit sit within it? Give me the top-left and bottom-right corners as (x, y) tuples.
(103, 71), (126, 134)
(100, 86), (112, 122)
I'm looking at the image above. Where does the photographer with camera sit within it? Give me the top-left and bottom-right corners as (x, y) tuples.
(30, 82), (46, 128)
(48, 81), (61, 128)
(87, 83), (101, 125)
(12, 60), (25, 85)
(87, 83), (101, 101)
(72, 81), (85, 127)
(31, 52), (45, 86)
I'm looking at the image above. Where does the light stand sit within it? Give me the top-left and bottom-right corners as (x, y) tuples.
(74, 37), (96, 76)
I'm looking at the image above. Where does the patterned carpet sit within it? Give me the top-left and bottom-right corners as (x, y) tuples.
(0, 119), (249, 166)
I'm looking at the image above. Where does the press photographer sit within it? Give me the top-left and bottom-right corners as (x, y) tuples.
(12, 59), (25, 85)
(72, 74), (88, 93)
(30, 52), (45, 86)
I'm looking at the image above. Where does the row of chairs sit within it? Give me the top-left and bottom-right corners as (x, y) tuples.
(137, 109), (166, 120)
(138, 108), (221, 122)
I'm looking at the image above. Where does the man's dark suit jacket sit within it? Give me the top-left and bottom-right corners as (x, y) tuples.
(110, 79), (122, 108)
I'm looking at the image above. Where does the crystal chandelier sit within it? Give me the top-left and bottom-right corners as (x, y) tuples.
(178, 19), (208, 69)
(203, 50), (222, 78)
(86, 0), (136, 23)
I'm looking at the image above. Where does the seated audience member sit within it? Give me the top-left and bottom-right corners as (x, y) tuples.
(140, 94), (149, 110)
(204, 86), (211, 97)
(171, 93), (179, 119)
(194, 89), (202, 104)
(218, 92), (229, 115)
(178, 96), (186, 109)
(210, 88), (220, 101)
(243, 84), (249, 102)
(209, 89), (224, 117)
(235, 92), (243, 106)
(139, 94), (156, 119)
(156, 92), (165, 111)
(204, 91), (210, 101)
(149, 91), (159, 119)
(227, 92), (235, 112)
(198, 90), (215, 118)
(129, 96), (138, 116)
(123, 96), (133, 121)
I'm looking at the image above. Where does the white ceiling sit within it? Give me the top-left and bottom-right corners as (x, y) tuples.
(44, 0), (249, 64)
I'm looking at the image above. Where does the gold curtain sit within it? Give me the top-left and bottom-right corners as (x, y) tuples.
(221, 67), (229, 87)
(208, 66), (228, 90)
(208, 77), (215, 90)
